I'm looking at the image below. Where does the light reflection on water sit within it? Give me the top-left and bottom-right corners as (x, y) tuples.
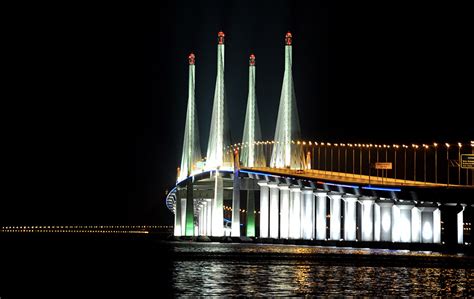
(169, 242), (473, 296)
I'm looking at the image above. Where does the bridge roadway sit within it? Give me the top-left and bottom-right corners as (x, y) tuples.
(243, 166), (473, 189)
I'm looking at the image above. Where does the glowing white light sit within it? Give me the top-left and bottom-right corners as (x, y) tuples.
(315, 192), (327, 240)
(422, 221), (432, 241)
(212, 171), (224, 236)
(290, 187), (302, 239)
(302, 189), (314, 240)
(258, 181), (269, 238)
(433, 208), (441, 244)
(279, 185), (290, 239)
(374, 204), (381, 241)
(420, 207), (436, 243)
(329, 194), (342, 240)
(269, 183), (280, 238)
(411, 207), (421, 242)
(343, 196), (357, 241)
(360, 199), (375, 241)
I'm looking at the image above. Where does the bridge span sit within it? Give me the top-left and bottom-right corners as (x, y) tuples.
(167, 31), (473, 252)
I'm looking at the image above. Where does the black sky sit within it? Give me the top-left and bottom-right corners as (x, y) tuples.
(2, 1), (472, 225)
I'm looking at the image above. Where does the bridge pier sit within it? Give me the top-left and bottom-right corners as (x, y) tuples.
(394, 201), (415, 242)
(328, 192), (343, 240)
(205, 198), (212, 236)
(290, 186), (302, 239)
(302, 188), (314, 240)
(439, 203), (465, 247)
(201, 201), (207, 236)
(269, 182), (280, 239)
(231, 169), (241, 237)
(314, 190), (328, 240)
(279, 184), (290, 239)
(418, 204), (437, 243)
(258, 181), (269, 238)
(376, 199), (394, 242)
(212, 171), (224, 237)
(246, 191), (256, 237)
(174, 193), (182, 236)
(185, 180), (194, 236)
(360, 197), (376, 241)
(343, 195), (358, 241)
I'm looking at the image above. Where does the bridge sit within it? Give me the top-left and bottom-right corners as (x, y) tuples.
(166, 31), (473, 250)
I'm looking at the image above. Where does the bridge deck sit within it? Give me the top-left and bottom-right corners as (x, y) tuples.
(244, 167), (473, 189)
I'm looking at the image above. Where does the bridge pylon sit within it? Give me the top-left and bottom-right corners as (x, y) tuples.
(270, 32), (305, 169)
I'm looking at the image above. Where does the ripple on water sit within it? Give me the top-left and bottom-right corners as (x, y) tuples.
(168, 242), (473, 296)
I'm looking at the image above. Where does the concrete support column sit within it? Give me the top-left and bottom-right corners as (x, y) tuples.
(360, 196), (376, 241)
(314, 190), (328, 240)
(411, 207), (421, 242)
(174, 194), (182, 236)
(302, 188), (314, 240)
(458, 205), (466, 245)
(185, 180), (194, 236)
(258, 181), (269, 238)
(342, 195), (358, 241)
(202, 203), (207, 236)
(418, 204), (438, 243)
(395, 201), (415, 243)
(231, 170), (241, 237)
(377, 199), (394, 242)
(434, 208), (441, 244)
(328, 192), (343, 240)
(279, 184), (290, 239)
(439, 203), (464, 246)
(212, 171), (224, 237)
(268, 182), (280, 239)
(246, 190), (256, 237)
(290, 186), (302, 239)
(180, 197), (186, 236)
(206, 198), (212, 236)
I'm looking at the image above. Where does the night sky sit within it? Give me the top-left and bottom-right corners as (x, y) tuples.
(2, 1), (472, 226)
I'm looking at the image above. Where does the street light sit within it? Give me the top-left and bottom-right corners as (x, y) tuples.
(423, 144), (428, 184)
(323, 142), (327, 174)
(343, 144), (347, 174)
(433, 143), (438, 183)
(350, 144), (355, 175)
(393, 145), (399, 180)
(446, 143), (450, 187)
(317, 142), (321, 171)
(458, 142), (462, 185)
(375, 145), (380, 177)
(359, 144), (363, 176)
(403, 145), (408, 182)
(412, 144), (418, 181)
(335, 143), (340, 172)
(330, 143), (333, 172)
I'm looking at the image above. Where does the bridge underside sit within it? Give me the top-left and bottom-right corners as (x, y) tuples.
(166, 168), (473, 251)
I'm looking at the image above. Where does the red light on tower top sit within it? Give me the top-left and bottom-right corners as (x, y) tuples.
(218, 31), (225, 44)
(249, 54), (256, 66)
(285, 31), (292, 45)
(188, 53), (195, 65)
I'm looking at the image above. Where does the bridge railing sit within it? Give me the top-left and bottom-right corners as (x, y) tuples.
(224, 140), (474, 187)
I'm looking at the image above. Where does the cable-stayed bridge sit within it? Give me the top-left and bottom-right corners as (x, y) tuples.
(167, 31), (473, 251)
